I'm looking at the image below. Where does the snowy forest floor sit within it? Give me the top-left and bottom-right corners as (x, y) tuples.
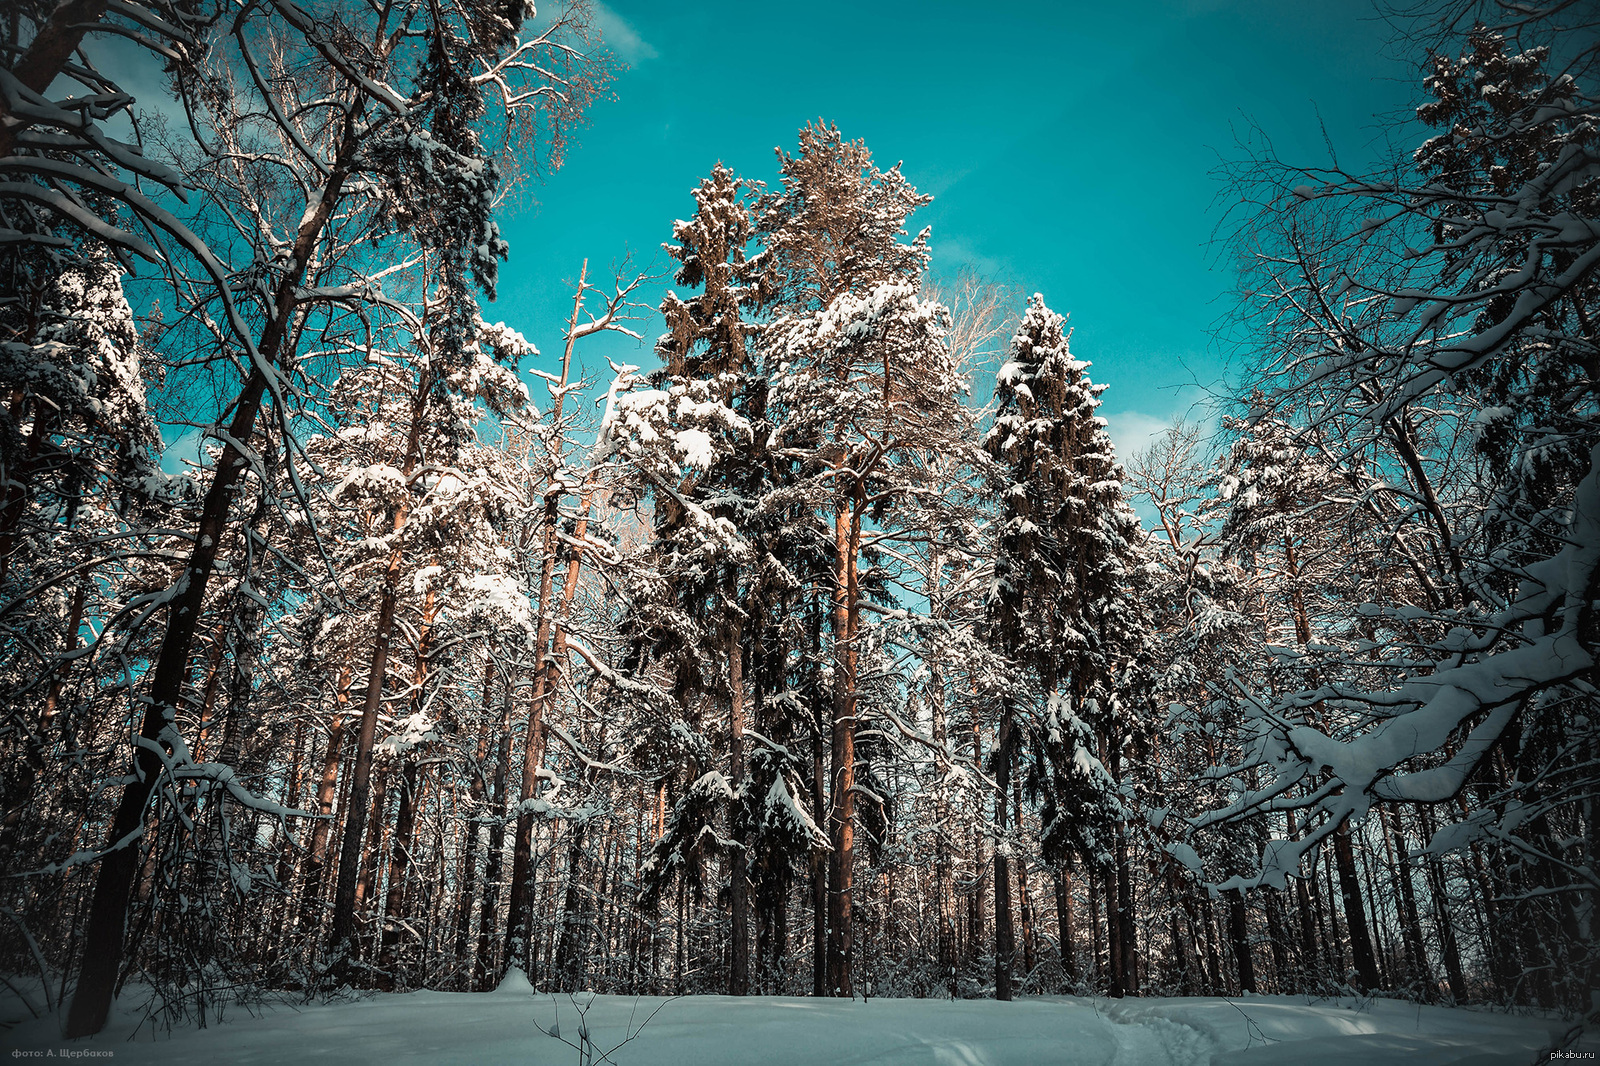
(4, 973), (1594, 1066)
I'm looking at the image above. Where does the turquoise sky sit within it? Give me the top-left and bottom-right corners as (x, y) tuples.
(496, 0), (1422, 457)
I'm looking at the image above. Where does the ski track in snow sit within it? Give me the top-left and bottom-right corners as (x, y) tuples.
(1100, 999), (1217, 1066)
(4, 983), (1595, 1065)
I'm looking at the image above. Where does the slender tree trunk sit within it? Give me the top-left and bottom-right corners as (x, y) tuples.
(1228, 889), (1256, 993)
(378, 761), (423, 984)
(298, 668), (349, 937)
(826, 501), (861, 996)
(1263, 888), (1290, 993)
(475, 686), (513, 990)
(925, 548), (956, 983)
(931, 697), (955, 981)
(355, 768), (389, 922)
(1055, 863), (1076, 985)
(1357, 833), (1391, 988)
(0, 0), (111, 193)
(1332, 821), (1380, 991)
(273, 721), (309, 940)
(329, 351), (433, 965)
(453, 656), (496, 977)
(1380, 806), (1430, 994)
(1089, 871), (1104, 987)
(1014, 776), (1037, 976)
(1286, 813), (1312, 985)
(506, 263), (590, 971)
(64, 138), (357, 1037)
(809, 592), (828, 998)
(971, 712), (988, 970)
(1322, 850), (1346, 979)
(727, 608), (750, 996)
(380, 586), (438, 980)
(1417, 805), (1466, 1001)
(993, 709), (1016, 1001)
(554, 821), (588, 990)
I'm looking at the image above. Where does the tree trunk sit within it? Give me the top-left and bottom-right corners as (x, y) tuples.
(329, 351), (434, 965)
(475, 686), (513, 990)
(299, 666), (350, 937)
(1380, 806), (1430, 994)
(378, 761), (424, 984)
(1103, 866), (1123, 996)
(355, 768), (389, 921)
(1332, 821), (1380, 991)
(1357, 832), (1392, 988)
(826, 501), (861, 996)
(1227, 889), (1256, 993)
(811, 712), (828, 998)
(64, 140), (357, 1036)
(1417, 806), (1466, 1001)
(453, 656), (496, 979)
(506, 264), (590, 969)
(380, 585), (439, 980)
(970, 713), (987, 970)
(727, 608), (750, 996)
(993, 709), (1016, 1001)
(1116, 815), (1137, 994)
(0, 0), (110, 160)
(1014, 775), (1037, 976)
(554, 821), (588, 990)
(1089, 870), (1104, 987)
(1263, 888), (1290, 993)
(1055, 864), (1077, 985)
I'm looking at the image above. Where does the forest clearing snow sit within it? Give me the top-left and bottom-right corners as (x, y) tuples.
(4, 974), (1592, 1065)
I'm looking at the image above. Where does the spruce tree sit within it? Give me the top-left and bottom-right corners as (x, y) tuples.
(983, 293), (1147, 996)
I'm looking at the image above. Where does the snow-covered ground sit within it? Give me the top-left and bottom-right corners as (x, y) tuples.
(4, 973), (1592, 1065)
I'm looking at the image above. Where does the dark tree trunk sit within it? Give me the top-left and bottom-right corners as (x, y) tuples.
(811, 713), (827, 998)
(554, 821), (588, 990)
(454, 657), (496, 978)
(378, 586), (437, 981)
(298, 669), (349, 936)
(1381, 807), (1430, 993)
(1014, 777), (1037, 977)
(64, 137), (356, 1034)
(993, 711), (1016, 1001)
(1089, 870), (1104, 987)
(1263, 888), (1290, 992)
(1117, 830), (1136, 995)
(727, 611), (750, 995)
(1228, 889), (1256, 993)
(378, 761), (423, 982)
(1055, 864), (1076, 985)
(1333, 822), (1380, 991)
(1103, 866), (1122, 995)
(0, 0), (109, 159)
(475, 690), (513, 990)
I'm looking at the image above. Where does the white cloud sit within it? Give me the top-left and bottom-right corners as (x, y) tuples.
(593, 3), (658, 63)
(934, 235), (1007, 280)
(1102, 409), (1171, 465)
